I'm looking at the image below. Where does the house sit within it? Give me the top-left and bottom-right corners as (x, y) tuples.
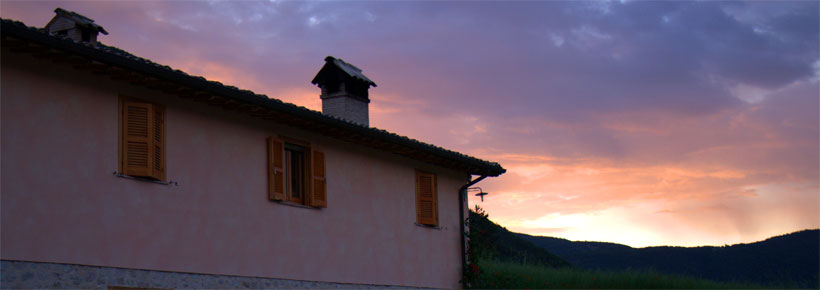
(0, 8), (505, 289)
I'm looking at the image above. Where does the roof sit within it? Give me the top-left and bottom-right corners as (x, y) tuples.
(0, 18), (505, 177)
(51, 8), (108, 35)
(311, 56), (377, 87)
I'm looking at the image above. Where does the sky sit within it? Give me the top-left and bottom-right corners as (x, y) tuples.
(2, 0), (817, 248)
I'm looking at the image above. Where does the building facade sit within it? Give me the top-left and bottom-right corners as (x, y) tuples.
(0, 10), (503, 289)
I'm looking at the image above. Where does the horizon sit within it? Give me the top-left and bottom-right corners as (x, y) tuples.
(518, 226), (820, 248)
(2, 1), (817, 248)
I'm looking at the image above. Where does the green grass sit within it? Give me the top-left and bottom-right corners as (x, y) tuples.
(468, 260), (777, 289)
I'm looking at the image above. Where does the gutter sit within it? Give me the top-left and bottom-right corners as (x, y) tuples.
(459, 174), (488, 286)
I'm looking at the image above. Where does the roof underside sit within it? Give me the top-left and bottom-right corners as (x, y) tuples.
(0, 18), (505, 177)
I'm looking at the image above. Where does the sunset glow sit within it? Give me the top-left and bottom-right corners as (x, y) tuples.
(3, 0), (817, 247)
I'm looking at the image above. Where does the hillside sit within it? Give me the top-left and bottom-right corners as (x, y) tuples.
(519, 229), (820, 288)
(467, 207), (570, 268)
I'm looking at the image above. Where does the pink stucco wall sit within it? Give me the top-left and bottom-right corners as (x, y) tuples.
(1, 50), (470, 289)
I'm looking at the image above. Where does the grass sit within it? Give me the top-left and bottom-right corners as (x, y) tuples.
(468, 260), (777, 289)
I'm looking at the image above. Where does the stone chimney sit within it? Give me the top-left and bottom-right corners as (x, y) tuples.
(311, 56), (376, 126)
(45, 8), (108, 45)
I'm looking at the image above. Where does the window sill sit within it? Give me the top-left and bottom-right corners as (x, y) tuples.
(415, 223), (443, 230)
(273, 200), (321, 210)
(113, 171), (178, 186)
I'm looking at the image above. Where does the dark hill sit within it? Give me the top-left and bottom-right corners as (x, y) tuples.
(467, 208), (570, 268)
(518, 229), (820, 288)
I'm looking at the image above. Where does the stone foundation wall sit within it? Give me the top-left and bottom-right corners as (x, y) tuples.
(0, 260), (417, 289)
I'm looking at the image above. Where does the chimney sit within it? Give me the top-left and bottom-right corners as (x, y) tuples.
(45, 8), (108, 45)
(311, 56), (376, 127)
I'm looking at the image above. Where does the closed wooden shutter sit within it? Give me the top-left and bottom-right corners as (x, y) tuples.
(310, 149), (327, 208)
(151, 104), (165, 180)
(267, 137), (285, 201)
(122, 102), (154, 177)
(416, 170), (438, 226)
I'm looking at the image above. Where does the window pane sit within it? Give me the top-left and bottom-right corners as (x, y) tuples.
(285, 144), (307, 203)
(291, 150), (304, 199)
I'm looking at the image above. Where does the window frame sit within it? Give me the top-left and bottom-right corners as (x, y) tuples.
(284, 142), (309, 204)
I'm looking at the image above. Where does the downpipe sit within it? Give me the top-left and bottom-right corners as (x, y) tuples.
(459, 174), (488, 286)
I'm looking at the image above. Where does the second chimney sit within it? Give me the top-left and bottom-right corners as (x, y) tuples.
(311, 56), (376, 127)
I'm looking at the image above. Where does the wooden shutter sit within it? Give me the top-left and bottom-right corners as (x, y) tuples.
(416, 170), (438, 226)
(151, 104), (166, 180)
(267, 137), (285, 201)
(310, 149), (327, 208)
(122, 102), (154, 177)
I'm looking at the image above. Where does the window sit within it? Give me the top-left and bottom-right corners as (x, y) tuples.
(415, 170), (438, 226)
(267, 137), (326, 208)
(120, 99), (166, 181)
(285, 143), (306, 203)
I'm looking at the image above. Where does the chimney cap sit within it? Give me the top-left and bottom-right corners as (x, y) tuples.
(312, 56), (376, 87)
(51, 7), (108, 35)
